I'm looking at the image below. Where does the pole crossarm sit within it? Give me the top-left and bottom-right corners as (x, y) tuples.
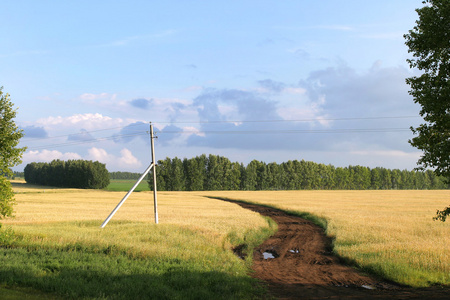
(100, 163), (154, 228)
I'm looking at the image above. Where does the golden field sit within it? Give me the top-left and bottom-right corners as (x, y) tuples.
(5, 180), (450, 287)
(7, 180), (270, 262)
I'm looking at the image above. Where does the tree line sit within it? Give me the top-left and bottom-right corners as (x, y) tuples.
(24, 159), (110, 189)
(148, 154), (449, 191)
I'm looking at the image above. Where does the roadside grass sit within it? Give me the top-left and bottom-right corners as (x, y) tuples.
(0, 245), (259, 299)
(2, 180), (275, 299)
(200, 190), (450, 287)
(104, 179), (150, 192)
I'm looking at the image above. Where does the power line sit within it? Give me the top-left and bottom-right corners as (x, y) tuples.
(25, 127), (412, 151)
(27, 132), (149, 150)
(24, 122), (148, 141)
(155, 115), (420, 124)
(22, 115), (419, 151)
(23, 115), (419, 142)
(161, 128), (411, 135)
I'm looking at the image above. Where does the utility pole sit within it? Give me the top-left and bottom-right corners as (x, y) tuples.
(100, 122), (159, 228)
(150, 123), (159, 224)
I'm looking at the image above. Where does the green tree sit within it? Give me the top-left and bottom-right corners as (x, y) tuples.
(206, 154), (223, 190)
(151, 158), (171, 191)
(219, 156), (233, 190)
(401, 170), (414, 190)
(351, 166), (371, 190)
(242, 160), (258, 190)
(297, 160), (312, 190)
(318, 164), (335, 190)
(170, 157), (185, 191)
(254, 160), (268, 190)
(0, 178), (15, 218)
(216, 156), (230, 190)
(370, 168), (382, 189)
(0, 87), (26, 219)
(267, 162), (282, 190)
(404, 0), (450, 220)
(228, 162), (242, 190)
(282, 160), (298, 190)
(334, 167), (350, 189)
(390, 169), (402, 190)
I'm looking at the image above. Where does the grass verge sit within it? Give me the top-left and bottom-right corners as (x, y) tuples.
(104, 179), (150, 192)
(0, 220), (274, 299)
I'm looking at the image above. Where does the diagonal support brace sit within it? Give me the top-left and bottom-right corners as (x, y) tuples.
(100, 163), (154, 228)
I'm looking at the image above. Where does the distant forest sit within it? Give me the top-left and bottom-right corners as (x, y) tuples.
(15, 155), (449, 191)
(24, 160), (110, 189)
(147, 154), (448, 191)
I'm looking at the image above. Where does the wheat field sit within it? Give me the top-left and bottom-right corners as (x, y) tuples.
(7, 181), (270, 260)
(4, 181), (450, 290)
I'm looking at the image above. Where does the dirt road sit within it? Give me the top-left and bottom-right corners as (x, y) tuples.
(227, 200), (450, 300)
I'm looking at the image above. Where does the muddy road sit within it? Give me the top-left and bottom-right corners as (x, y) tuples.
(226, 200), (449, 300)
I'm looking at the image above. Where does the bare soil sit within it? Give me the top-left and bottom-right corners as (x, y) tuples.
(228, 200), (450, 300)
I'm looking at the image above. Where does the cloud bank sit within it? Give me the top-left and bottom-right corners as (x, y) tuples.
(17, 62), (422, 172)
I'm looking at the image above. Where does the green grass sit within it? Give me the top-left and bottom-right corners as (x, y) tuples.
(0, 221), (272, 299)
(104, 179), (150, 192)
(0, 247), (257, 299)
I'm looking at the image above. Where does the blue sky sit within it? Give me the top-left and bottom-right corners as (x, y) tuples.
(2, 0), (426, 172)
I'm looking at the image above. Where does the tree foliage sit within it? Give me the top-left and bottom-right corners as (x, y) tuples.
(24, 159), (110, 189)
(0, 87), (26, 219)
(148, 154), (448, 191)
(0, 178), (15, 219)
(404, 0), (450, 179)
(404, 0), (450, 220)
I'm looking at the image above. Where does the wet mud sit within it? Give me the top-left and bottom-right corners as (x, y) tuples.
(226, 200), (450, 300)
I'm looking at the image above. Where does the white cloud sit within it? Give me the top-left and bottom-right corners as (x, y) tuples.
(36, 113), (124, 131)
(118, 149), (141, 168)
(23, 150), (82, 163)
(87, 147), (111, 162)
(87, 147), (142, 171)
(19, 148), (142, 172)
